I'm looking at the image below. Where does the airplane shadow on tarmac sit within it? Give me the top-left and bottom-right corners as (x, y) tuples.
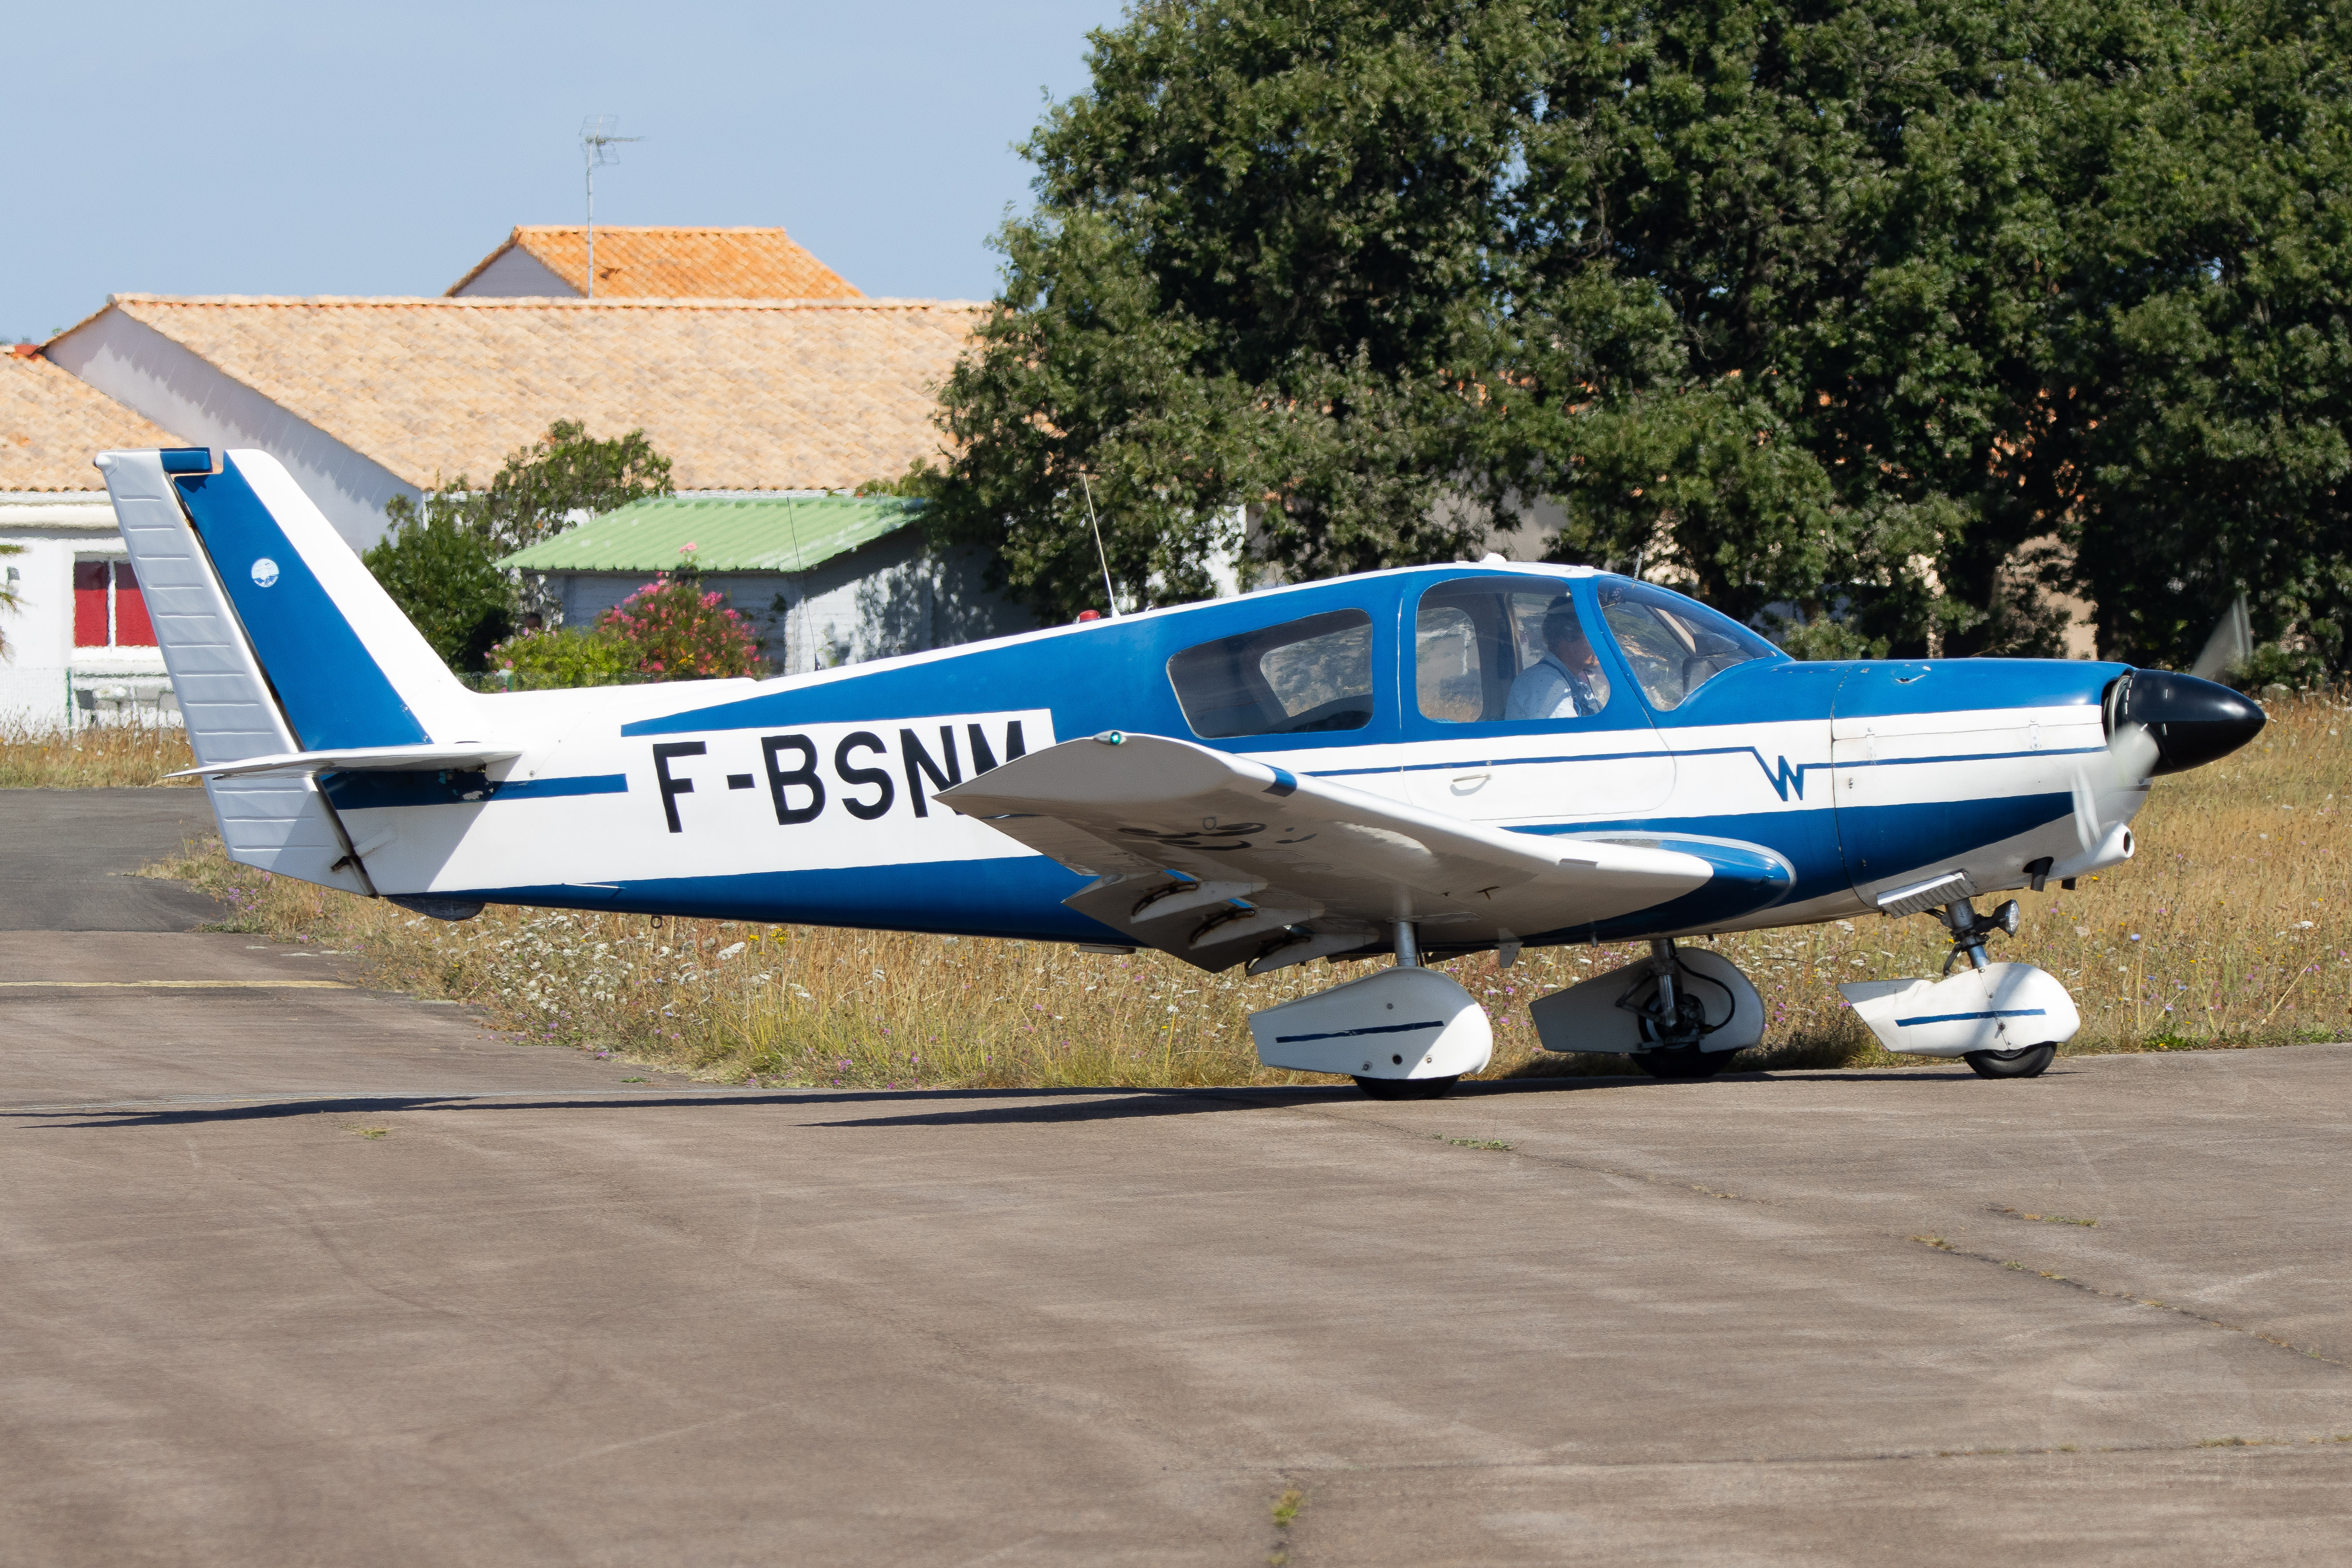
(5, 1066), (1993, 1132)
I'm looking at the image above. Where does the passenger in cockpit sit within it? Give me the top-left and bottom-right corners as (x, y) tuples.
(1505, 596), (1607, 720)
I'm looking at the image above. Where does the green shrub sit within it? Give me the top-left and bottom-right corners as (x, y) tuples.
(362, 519), (511, 671)
(488, 625), (639, 687)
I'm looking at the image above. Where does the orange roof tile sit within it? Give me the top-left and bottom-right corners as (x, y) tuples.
(448, 226), (863, 300)
(0, 350), (185, 492)
(96, 295), (981, 493)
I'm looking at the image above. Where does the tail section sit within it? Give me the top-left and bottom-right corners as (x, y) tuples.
(96, 448), (488, 894)
(162, 450), (475, 748)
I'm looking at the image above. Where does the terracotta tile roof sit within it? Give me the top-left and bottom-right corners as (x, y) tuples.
(95, 294), (983, 493)
(0, 349), (185, 492)
(448, 226), (862, 300)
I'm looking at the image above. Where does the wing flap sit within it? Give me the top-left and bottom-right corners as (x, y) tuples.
(940, 733), (1712, 969)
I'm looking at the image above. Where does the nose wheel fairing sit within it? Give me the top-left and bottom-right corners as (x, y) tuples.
(1839, 961), (2081, 1058)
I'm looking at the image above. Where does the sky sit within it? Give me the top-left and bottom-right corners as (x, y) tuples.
(4, 0), (1129, 341)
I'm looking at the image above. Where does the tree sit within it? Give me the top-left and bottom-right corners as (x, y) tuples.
(361, 516), (511, 671)
(937, 0), (2352, 669)
(386, 419), (673, 555)
(926, 0), (1546, 621)
(368, 421), (675, 670)
(2039, 0), (2352, 670)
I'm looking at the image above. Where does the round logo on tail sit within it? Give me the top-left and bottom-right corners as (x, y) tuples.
(250, 557), (280, 587)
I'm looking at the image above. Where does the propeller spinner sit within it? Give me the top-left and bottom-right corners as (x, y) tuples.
(2064, 671), (2266, 878)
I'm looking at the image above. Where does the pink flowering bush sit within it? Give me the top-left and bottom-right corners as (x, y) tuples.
(600, 572), (767, 679)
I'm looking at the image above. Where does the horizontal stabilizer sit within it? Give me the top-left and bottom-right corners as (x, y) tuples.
(172, 744), (522, 780)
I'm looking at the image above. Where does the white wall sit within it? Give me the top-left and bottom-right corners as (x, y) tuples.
(44, 310), (418, 554)
(0, 494), (174, 730)
(545, 531), (1033, 673)
(451, 248), (578, 298)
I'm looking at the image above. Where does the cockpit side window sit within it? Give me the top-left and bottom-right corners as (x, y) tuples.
(1595, 579), (1780, 711)
(1166, 608), (1376, 739)
(1414, 579), (1612, 723)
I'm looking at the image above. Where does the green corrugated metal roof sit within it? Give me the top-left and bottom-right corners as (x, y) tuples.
(497, 495), (923, 574)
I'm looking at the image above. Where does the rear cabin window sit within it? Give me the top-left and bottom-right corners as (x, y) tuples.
(1596, 579), (1779, 710)
(1166, 608), (1376, 739)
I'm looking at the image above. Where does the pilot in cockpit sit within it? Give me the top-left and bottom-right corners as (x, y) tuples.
(1505, 596), (1608, 720)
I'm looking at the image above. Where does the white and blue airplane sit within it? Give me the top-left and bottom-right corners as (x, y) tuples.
(98, 448), (2266, 1097)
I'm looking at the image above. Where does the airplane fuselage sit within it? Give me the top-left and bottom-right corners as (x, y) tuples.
(323, 562), (2131, 956)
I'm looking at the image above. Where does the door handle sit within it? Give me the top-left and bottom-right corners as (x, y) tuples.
(1449, 772), (1491, 795)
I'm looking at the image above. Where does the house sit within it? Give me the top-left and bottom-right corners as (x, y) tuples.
(0, 349), (185, 725)
(44, 292), (987, 551)
(499, 494), (1029, 673)
(446, 225), (860, 301)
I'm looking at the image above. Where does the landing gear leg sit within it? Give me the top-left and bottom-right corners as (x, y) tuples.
(1631, 938), (1736, 1081)
(1841, 896), (2073, 1074)
(1349, 920), (1463, 1099)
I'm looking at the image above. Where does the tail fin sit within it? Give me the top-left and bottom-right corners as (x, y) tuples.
(155, 449), (474, 748)
(96, 448), (483, 893)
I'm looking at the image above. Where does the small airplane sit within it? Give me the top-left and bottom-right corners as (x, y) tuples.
(98, 448), (2266, 1097)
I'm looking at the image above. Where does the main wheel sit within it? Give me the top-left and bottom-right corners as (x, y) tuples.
(1632, 1047), (1737, 1081)
(1352, 1074), (1460, 1101)
(1964, 1043), (2058, 1079)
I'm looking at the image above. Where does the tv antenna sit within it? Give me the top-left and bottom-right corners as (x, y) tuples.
(579, 116), (643, 299)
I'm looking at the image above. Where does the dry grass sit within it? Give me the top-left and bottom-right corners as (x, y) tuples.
(143, 696), (2352, 1087)
(0, 717), (196, 788)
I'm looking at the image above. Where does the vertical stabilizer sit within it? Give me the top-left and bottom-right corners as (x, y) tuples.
(167, 451), (477, 748)
(95, 449), (367, 893)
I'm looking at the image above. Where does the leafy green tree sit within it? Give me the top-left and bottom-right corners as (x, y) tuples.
(361, 517), (511, 671)
(369, 421), (675, 669)
(1475, 0), (2126, 654)
(927, 0), (1546, 620)
(2039, 0), (2352, 669)
(386, 419), (673, 555)
(939, 0), (2352, 668)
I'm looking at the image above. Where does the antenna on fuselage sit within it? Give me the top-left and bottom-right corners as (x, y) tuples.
(1080, 473), (1120, 618)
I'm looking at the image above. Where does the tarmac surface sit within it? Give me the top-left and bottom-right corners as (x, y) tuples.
(0, 786), (221, 931)
(4, 795), (2351, 1565)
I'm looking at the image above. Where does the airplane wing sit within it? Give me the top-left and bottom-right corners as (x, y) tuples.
(936, 732), (1713, 973)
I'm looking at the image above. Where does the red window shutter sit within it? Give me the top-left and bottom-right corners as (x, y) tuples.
(113, 562), (156, 645)
(73, 562), (111, 646)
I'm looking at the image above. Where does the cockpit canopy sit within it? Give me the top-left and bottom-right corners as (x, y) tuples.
(1161, 569), (1781, 743)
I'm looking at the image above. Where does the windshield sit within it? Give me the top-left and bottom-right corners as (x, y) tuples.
(1596, 579), (1781, 711)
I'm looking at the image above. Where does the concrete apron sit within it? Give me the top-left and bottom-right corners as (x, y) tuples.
(2, 929), (2350, 1565)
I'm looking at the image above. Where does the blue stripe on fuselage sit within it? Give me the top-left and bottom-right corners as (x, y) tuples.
(439, 856), (1117, 943)
(322, 771), (628, 812)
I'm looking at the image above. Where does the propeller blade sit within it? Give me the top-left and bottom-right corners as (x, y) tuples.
(2069, 721), (2158, 860)
(2188, 594), (2253, 683)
